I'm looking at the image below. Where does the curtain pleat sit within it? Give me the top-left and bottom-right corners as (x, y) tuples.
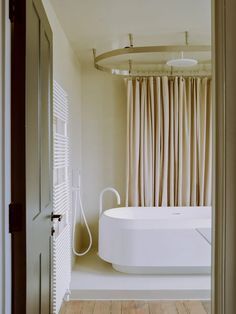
(168, 79), (174, 206)
(161, 77), (169, 206)
(126, 76), (212, 207)
(154, 78), (161, 206)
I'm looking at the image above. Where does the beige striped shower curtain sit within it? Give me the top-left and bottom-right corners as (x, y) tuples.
(126, 77), (212, 207)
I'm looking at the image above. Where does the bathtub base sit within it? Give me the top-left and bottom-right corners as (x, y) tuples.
(112, 264), (211, 275)
(99, 207), (212, 276)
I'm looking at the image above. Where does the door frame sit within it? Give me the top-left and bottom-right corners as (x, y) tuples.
(213, 0), (236, 313)
(3, 0), (235, 313)
(9, 0), (53, 313)
(0, 0), (12, 313)
(10, 0), (27, 312)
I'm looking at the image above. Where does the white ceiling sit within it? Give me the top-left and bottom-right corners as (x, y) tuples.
(50, 0), (211, 65)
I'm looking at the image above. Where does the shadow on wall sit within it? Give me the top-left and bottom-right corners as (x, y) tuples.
(77, 220), (97, 252)
(74, 221), (83, 252)
(74, 190), (125, 255)
(81, 67), (127, 250)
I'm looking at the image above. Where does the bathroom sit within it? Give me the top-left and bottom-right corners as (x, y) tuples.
(44, 0), (212, 313)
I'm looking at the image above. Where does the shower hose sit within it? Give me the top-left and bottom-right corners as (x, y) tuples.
(72, 186), (92, 256)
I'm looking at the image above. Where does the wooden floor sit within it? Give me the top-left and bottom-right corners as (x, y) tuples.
(60, 300), (211, 314)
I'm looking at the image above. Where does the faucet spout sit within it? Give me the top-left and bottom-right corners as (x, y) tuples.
(99, 187), (121, 217)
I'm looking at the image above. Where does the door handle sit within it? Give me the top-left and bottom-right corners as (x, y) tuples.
(51, 213), (62, 222)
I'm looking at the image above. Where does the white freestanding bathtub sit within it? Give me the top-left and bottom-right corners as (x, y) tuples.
(98, 206), (212, 275)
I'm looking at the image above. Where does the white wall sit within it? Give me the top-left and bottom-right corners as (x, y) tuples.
(42, 0), (82, 172)
(42, 0), (83, 252)
(80, 66), (127, 249)
(42, 0), (127, 253)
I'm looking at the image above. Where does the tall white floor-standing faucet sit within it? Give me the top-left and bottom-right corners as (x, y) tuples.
(99, 187), (121, 217)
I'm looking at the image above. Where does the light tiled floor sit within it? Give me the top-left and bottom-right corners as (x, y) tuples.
(60, 300), (211, 314)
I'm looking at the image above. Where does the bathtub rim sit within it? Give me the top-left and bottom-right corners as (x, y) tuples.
(101, 206), (212, 222)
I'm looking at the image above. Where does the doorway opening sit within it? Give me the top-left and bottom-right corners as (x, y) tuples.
(47, 0), (213, 313)
(8, 0), (232, 313)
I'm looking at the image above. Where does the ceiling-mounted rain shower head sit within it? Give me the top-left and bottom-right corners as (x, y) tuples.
(166, 52), (198, 67)
(166, 31), (198, 68)
(166, 58), (198, 67)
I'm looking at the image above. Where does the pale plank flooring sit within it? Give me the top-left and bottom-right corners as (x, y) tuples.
(60, 301), (211, 314)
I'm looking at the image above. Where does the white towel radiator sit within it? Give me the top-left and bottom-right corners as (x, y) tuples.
(52, 81), (71, 314)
